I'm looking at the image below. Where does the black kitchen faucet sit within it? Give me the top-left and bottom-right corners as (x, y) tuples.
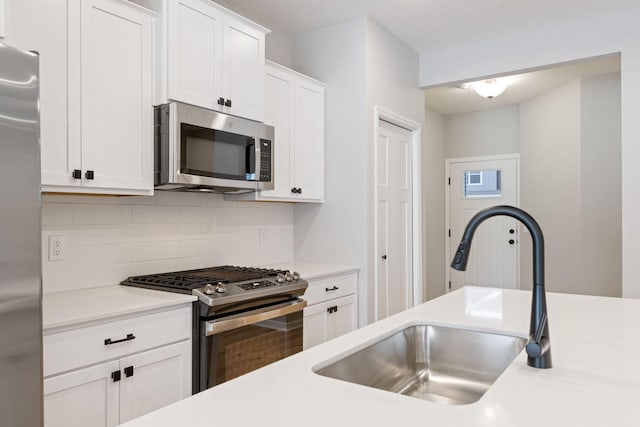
(451, 205), (552, 369)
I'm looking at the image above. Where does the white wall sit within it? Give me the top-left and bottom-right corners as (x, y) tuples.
(424, 108), (445, 300)
(291, 16), (369, 323)
(418, 6), (640, 298)
(265, 29), (293, 68)
(444, 106), (519, 158)
(519, 80), (582, 293)
(579, 72), (622, 297)
(41, 193), (294, 294)
(291, 16), (424, 324)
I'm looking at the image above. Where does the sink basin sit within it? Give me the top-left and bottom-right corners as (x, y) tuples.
(314, 324), (526, 405)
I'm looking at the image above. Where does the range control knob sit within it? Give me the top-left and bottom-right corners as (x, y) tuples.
(276, 274), (285, 283)
(284, 272), (293, 282)
(204, 284), (216, 295)
(214, 283), (227, 293)
(292, 271), (301, 281)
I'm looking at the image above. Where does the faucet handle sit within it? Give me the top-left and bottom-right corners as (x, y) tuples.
(526, 312), (550, 358)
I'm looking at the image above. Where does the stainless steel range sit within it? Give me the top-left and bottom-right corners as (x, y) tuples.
(121, 266), (307, 393)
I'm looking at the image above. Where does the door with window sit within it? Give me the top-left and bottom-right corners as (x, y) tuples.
(447, 156), (519, 292)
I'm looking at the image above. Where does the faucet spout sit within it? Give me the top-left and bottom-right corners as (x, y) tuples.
(450, 205), (552, 369)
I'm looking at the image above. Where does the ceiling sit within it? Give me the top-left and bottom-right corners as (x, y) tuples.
(218, 0), (640, 53)
(425, 54), (621, 115)
(219, 1), (627, 116)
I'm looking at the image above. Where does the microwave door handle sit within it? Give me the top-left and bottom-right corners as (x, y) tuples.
(246, 138), (256, 177)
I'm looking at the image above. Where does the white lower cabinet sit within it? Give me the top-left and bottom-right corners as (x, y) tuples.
(303, 271), (358, 349)
(43, 307), (192, 427)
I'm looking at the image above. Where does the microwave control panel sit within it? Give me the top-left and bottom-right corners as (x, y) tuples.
(259, 139), (272, 182)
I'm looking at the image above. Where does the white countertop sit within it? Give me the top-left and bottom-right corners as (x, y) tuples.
(268, 261), (359, 279)
(43, 285), (196, 331)
(120, 287), (640, 427)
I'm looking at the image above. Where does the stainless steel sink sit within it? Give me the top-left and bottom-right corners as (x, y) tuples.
(314, 324), (526, 405)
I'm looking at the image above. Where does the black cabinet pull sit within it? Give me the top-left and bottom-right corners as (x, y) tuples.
(217, 97), (225, 106)
(124, 366), (134, 378)
(327, 305), (338, 314)
(290, 187), (302, 194)
(104, 333), (135, 346)
(508, 239), (516, 245)
(85, 170), (94, 180)
(72, 169), (82, 179)
(224, 99), (232, 107)
(381, 255), (387, 260)
(111, 370), (121, 382)
(325, 286), (339, 292)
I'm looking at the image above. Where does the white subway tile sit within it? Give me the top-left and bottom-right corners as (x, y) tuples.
(132, 205), (181, 224)
(42, 203), (73, 226)
(73, 204), (132, 225)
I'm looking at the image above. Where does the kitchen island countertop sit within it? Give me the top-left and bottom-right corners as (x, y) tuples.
(120, 286), (640, 426)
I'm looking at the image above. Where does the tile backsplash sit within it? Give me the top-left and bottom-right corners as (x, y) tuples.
(41, 192), (293, 294)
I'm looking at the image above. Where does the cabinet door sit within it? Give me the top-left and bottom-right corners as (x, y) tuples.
(6, 0), (79, 187)
(326, 294), (357, 341)
(168, 0), (222, 110)
(262, 64), (294, 199)
(44, 360), (120, 427)
(77, 0), (153, 192)
(293, 79), (325, 201)
(303, 303), (327, 350)
(119, 341), (191, 424)
(221, 15), (265, 122)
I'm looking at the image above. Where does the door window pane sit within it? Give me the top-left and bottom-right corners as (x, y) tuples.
(464, 169), (502, 197)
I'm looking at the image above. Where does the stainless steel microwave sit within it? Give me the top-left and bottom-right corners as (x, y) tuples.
(154, 102), (274, 193)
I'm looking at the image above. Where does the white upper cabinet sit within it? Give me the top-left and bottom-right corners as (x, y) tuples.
(230, 61), (325, 203)
(166, 0), (267, 121)
(6, 0), (154, 195)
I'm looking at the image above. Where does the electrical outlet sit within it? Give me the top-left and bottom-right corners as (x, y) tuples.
(48, 235), (66, 262)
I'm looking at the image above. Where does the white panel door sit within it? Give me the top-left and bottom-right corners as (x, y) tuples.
(168, 0), (222, 110)
(79, 0), (153, 191)
(221, 15), (264, 121)
(119, 341), (191, 424)
(44, 360), (120, 427)
(292, 79), (325, 201)
(376, 120), (413, 320)
(448, 157), (518, 291)
(262, 65), (294, 198)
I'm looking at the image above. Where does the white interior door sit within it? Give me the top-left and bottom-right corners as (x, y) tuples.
(376, 120), (413, 320)
(448, 156), (519, 292)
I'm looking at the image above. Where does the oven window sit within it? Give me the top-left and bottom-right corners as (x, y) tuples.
(200, 311), (303, 389)
(180, 123), (256, 181)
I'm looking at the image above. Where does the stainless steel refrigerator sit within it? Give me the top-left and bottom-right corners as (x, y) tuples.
(0, 42), (42, 427)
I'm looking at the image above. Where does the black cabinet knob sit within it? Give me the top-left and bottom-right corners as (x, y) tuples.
(509, 229), (515, 234)
(72, 169), (82, 179)
(508, 239), (515, 245)
(381, 255), (387, 260)
(291, 187), (296, 194)
(224, 99), (232, 107)
(85, 170), (94, 180)
(217, 97), (225, 106)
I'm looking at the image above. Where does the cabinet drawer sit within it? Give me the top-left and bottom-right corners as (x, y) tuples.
(304, 272), (357, 306)
(44, 306), (191, 377)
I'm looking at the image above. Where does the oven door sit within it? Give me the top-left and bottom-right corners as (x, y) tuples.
(198, 299), (306, 391)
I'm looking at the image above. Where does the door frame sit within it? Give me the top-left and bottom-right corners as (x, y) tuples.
(373, 106), (423, 321)
(444, 153), (520, 294)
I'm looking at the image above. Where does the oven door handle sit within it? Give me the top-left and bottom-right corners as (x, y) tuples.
(205, 299), (307, 336)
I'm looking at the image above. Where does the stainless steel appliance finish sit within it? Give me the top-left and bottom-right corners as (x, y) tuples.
(121, 266), (307, 393)
(0, 43), (42, 427)
(315, 325), (526, 405)
(155, 101), (275, 193)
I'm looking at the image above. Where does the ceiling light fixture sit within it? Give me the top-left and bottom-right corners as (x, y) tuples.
(468, 79), (507, 99)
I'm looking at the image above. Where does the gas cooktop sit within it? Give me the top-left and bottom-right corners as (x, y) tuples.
(120, 265), (307, 307)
